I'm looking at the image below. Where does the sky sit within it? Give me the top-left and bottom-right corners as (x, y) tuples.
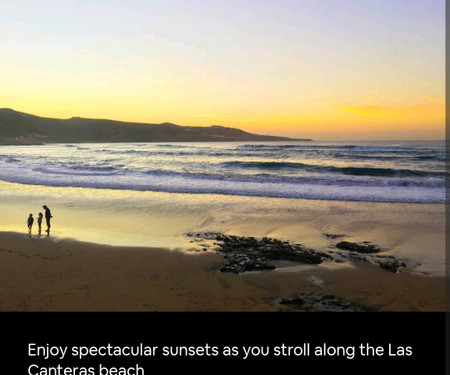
(0, 0), (445, 140)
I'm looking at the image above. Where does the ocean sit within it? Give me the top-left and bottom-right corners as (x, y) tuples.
(0, 140), (445, 204)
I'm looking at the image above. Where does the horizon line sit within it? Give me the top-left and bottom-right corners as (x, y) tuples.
(0, 108), (444, 142)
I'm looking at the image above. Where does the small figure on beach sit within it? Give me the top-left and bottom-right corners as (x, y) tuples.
(37, 212), (43, 234)
(43, 205), (53, 234)
(27, 213), (34, 236)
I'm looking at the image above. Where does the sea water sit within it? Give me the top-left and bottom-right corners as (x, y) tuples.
(0, 141), (445, 276)
(0, 140), (445, 204)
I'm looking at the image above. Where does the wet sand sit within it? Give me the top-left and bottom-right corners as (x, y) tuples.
(0, 231), (444, 311)
(0, 181), (445, 311)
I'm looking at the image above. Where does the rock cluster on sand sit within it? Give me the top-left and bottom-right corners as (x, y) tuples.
(186, 232), (409, 274)
(186, 232), (331, 274)
(329, 241), (406, 273)
(185, 233), (419, 312)
(278, 293), (369, 312)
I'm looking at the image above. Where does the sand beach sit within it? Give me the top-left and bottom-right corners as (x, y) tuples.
(0, 180), (445, 312)
(0, 231), (444, 312)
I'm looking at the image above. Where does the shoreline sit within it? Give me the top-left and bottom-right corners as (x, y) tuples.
(0, 230), (445, 312)
(0, 179), (445, 312)
(0, 181), (445, 264)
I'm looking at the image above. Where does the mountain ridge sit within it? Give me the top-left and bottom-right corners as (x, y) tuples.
(0, 109), (312, 144)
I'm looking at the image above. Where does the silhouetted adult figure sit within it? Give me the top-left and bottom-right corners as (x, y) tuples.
(43, 205), (53, 234)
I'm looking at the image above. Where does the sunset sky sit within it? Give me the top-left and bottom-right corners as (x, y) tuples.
(1, 0), (445, 140)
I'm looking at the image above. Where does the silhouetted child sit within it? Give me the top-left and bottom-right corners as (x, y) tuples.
(37, 212), (43, 234)
(27, 213), (34, 235)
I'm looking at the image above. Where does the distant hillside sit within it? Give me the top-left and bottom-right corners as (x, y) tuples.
(0, 109), (311, 144)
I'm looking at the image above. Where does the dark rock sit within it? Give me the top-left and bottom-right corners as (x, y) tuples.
(378, 259), (400, 273)
(279, 293), (369, 312)
(256, 243), (326, 264)
(324, 233), (346, 239)
(336, 241), (381, 253)
(186, 232), (333, 274)
(186, 232), (408, 276)
(328, 246), (407, 274)
(219, 254), (276, 274)
(278, 296), (304, 306)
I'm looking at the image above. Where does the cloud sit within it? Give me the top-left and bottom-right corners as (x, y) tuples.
(333, 105), (386, 114)
(334, 97), (444, 115)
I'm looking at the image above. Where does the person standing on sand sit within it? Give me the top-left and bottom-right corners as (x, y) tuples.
(27, 214), (34, 234)
(27, 213), (34, 235)
(37, 212), (43, 234)
(43, 205), (53, 233)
